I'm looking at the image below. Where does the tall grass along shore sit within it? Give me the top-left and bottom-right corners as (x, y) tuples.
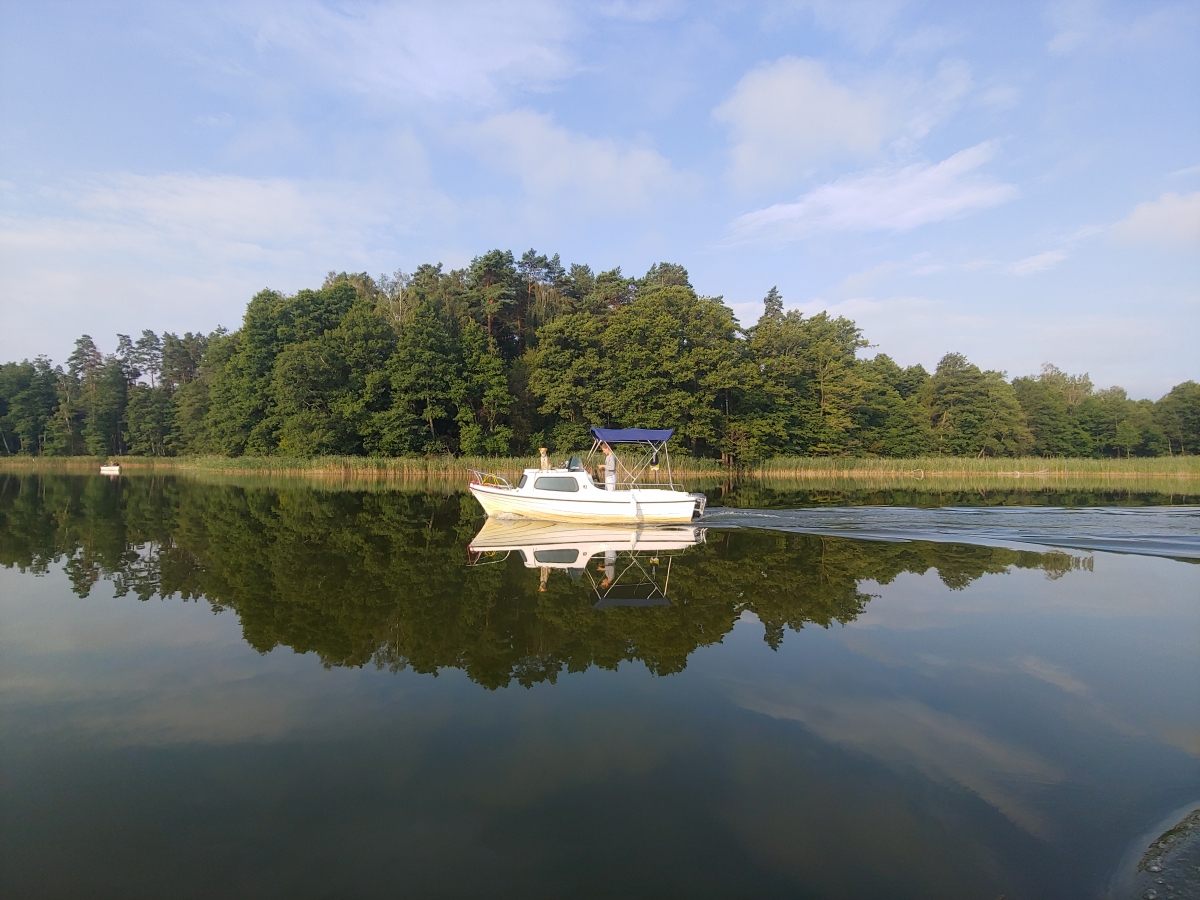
(3, 453), (1197, 488)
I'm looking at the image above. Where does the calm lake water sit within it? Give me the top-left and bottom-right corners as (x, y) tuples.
(1, 475), (1198, 899)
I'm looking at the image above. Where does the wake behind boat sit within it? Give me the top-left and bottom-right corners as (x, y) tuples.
(467, 427), (707, 524)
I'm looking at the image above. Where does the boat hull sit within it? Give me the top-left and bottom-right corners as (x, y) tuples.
(469, 483), (704, 524)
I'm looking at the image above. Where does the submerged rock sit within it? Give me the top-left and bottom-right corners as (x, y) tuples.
(1126, 808), (1200, 900)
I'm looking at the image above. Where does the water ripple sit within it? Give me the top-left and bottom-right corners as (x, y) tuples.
(698, 506), (1200, 560)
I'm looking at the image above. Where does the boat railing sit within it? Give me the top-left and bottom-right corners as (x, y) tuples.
(587, 441), (679, 490)
(467, 548), (511, 567)
(467, 469), (512, 489)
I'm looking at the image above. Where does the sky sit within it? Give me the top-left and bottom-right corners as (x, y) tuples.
(0, 0), (1197, 398)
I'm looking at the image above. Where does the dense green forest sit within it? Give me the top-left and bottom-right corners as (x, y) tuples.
(2, 252), (1197, 460)
(0, 475), (1090, 687)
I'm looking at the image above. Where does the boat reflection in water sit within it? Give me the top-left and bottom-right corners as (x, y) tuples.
(468, 518), (706, 607)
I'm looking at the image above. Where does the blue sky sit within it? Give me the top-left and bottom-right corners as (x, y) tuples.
(1, 0), (1197, 397)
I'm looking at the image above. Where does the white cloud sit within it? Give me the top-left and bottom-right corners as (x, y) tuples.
(804, 294), (1188, 399)
(7, 168), (445, 264)
(1046, 0), (1113, 53)
(465, 110), (692, 214)
(79, 176), (375, 250)
(776, 0), (907, 52)
(0, 164), (451, 361)
(1111, 191), (1200, 248)
(241, 0), (576, 105)
(713, 55), (975, 193)
(713, 57), (887, 190)
(977, 83), (1020, 110)
(1046, 0), (1198, 54)
(1008, 250), (1067, 276)
(898, 58), (972, 146)
(893, 25), (962, 54)
(910, 263), (946, 276)
(728, 142), (1016, 242)
(598, 0), (684, 22)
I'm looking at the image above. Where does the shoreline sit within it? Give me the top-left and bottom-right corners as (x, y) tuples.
(1, 454), (1196, 476)
(1, 455), (1197, 496)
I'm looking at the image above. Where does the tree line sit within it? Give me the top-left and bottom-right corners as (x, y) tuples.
(2, 252), (1197, 460)
(0, 475), (1089, 687)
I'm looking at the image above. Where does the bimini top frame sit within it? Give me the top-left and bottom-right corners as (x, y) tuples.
(586, 426), (678, 489)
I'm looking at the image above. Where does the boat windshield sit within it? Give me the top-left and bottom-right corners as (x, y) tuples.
(534, 476), (580, 492)
(533, 549), (579, 564)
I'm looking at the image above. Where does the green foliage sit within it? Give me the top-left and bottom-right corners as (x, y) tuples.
(1, 255), (1195, 460)
(454, 320), (513, 454)
(1156, 381), (1200, 455)
(600, 286), (748, 456)
(528, 312), (607, 451)
(1013, 367), (1092, 456)
(530, 283), (760, 457)
(748, 304), (873, 454)
(124, 386), (174, 456)
(377, 301), (455, 453)
(60, 336), (132, 458)
(854, 355), (932, 456)
(468, 249), (518, 346)
(160, 330), (210, 389)
(1075, 388), (1167, 458)
(637, 262), (692, 293)
(0, 358), (59, 455)
(926, 353), (1032, 456)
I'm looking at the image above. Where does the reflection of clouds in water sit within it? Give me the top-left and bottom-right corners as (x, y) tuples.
(0, 569), (677, 800)
(897, 653), (1091, 697)
(462, 708), (675, 809)
(827, 555), (1198, 760)
(0, 568), (434, 747)
(1159, 726), (1200, 759)
(1014, 655), (1088, 695)
(0, 653), (415, 748)
(1005, 655), (1161, 746)
(853, 552), (1194, 631)
(838, 634), (1192, 766)
(0, 568), (230, 656)
(732, 686), (1062, 839)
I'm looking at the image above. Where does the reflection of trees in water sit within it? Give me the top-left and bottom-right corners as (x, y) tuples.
(0, 475), (1091, 689)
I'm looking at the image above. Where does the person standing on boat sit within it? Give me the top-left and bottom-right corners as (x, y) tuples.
(601, 442), (617, 492)
(600, 441), (618, 581)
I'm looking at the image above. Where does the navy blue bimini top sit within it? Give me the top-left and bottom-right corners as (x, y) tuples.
(589, 427), (674, 444)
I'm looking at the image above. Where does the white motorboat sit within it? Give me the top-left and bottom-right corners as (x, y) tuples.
(467, 428), (707, 524)
(467, 518), (706, 606)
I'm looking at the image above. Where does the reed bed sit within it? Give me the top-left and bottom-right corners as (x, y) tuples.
(0, 454), (532, 478)
(750, 455), (1200, 478)
(1, 454), (1196, 498)
(741, 456), (1200, 499)
(0, 453), (726, 479)
(701, 474), (1200, 500)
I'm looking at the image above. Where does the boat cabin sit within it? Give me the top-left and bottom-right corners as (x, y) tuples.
(515, 460), (596, 493)
(466, 426), (706, 524)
